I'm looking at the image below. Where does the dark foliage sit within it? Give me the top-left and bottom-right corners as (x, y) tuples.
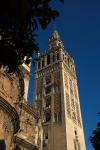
(90, 113), (100, 150)
(0, 0), (64, 72)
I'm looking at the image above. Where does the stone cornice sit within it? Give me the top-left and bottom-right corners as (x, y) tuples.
(18, 102), (39, 120)
(14, 136), (38, 150)
(36, 61), (60, 74)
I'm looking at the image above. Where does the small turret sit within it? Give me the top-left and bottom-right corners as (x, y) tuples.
(49, 30), (60, 41)
(48, 30), (64, 52)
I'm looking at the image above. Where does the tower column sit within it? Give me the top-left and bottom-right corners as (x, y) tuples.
(33, 30), (86, 150)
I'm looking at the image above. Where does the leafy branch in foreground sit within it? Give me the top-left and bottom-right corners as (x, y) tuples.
(90, 113), (100, 150)
(0, 0), (64, 72)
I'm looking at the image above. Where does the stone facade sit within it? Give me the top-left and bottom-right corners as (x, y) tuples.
(0, 65), (42, 150)
(34, 31), (86, 150)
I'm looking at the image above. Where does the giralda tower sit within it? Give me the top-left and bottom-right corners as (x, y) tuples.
(34, 31), (86, 150)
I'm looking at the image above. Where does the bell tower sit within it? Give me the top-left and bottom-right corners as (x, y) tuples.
(34, 30), (86, 150)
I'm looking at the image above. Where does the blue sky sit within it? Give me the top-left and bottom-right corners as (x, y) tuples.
(28, 0), (100, 149)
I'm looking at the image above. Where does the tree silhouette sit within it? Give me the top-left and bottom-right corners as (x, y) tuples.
(90, 113), (100, 150)
(0, 0), (64, 72)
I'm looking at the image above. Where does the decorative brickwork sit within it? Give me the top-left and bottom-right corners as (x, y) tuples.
(54, 93), (61, 123)
(66, 93), (71, 119)
(76, 102), (82, 127)
(0, 66), (41, 150)
(64, 73), (68, 90)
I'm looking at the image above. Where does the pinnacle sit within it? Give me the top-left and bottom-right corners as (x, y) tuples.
(51, 30), (60, 40)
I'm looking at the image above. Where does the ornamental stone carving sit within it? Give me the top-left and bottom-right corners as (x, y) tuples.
(0, 67), (41, 150)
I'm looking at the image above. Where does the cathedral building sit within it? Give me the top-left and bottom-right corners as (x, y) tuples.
(0, 64), (42, 150)
(0, 30), (86, 150)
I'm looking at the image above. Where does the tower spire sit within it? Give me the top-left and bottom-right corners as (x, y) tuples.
(48, 30), (64, 51)
(51, 30), (60, 40)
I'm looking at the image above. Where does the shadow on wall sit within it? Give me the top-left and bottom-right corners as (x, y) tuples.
(0, 140), (6, 150)
(14, 146), (21, 150)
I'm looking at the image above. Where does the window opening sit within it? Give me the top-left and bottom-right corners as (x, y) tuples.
(57, 53), (59, 60)
(38, 61), (40, 69)
(46, 97), (51, 108)
(46, 77), (51, 85)
(42, 59), (44, 67)
(43, 134), (48, 147)
(45, 85), (51, 94)
(53, 54), (55, 62)
(45, 111), (51, 122)
(47, 55), (50, 65)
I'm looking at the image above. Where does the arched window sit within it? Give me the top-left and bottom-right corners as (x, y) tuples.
(45, 111), (51, 122)
(47, 55), (50, 65)
(45, 85), (51, 94)
(63, 54), (64, 60)
(45, 96), (51, 108)
(45, 76), (51, 85)
(65, 57), (67, 63)
(38, 61), (40, 69)
(53, 54), (55, 62)
(57, 53), (59, 60)
(42, 59), (44, 67)
(68, 58), (70, 67)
